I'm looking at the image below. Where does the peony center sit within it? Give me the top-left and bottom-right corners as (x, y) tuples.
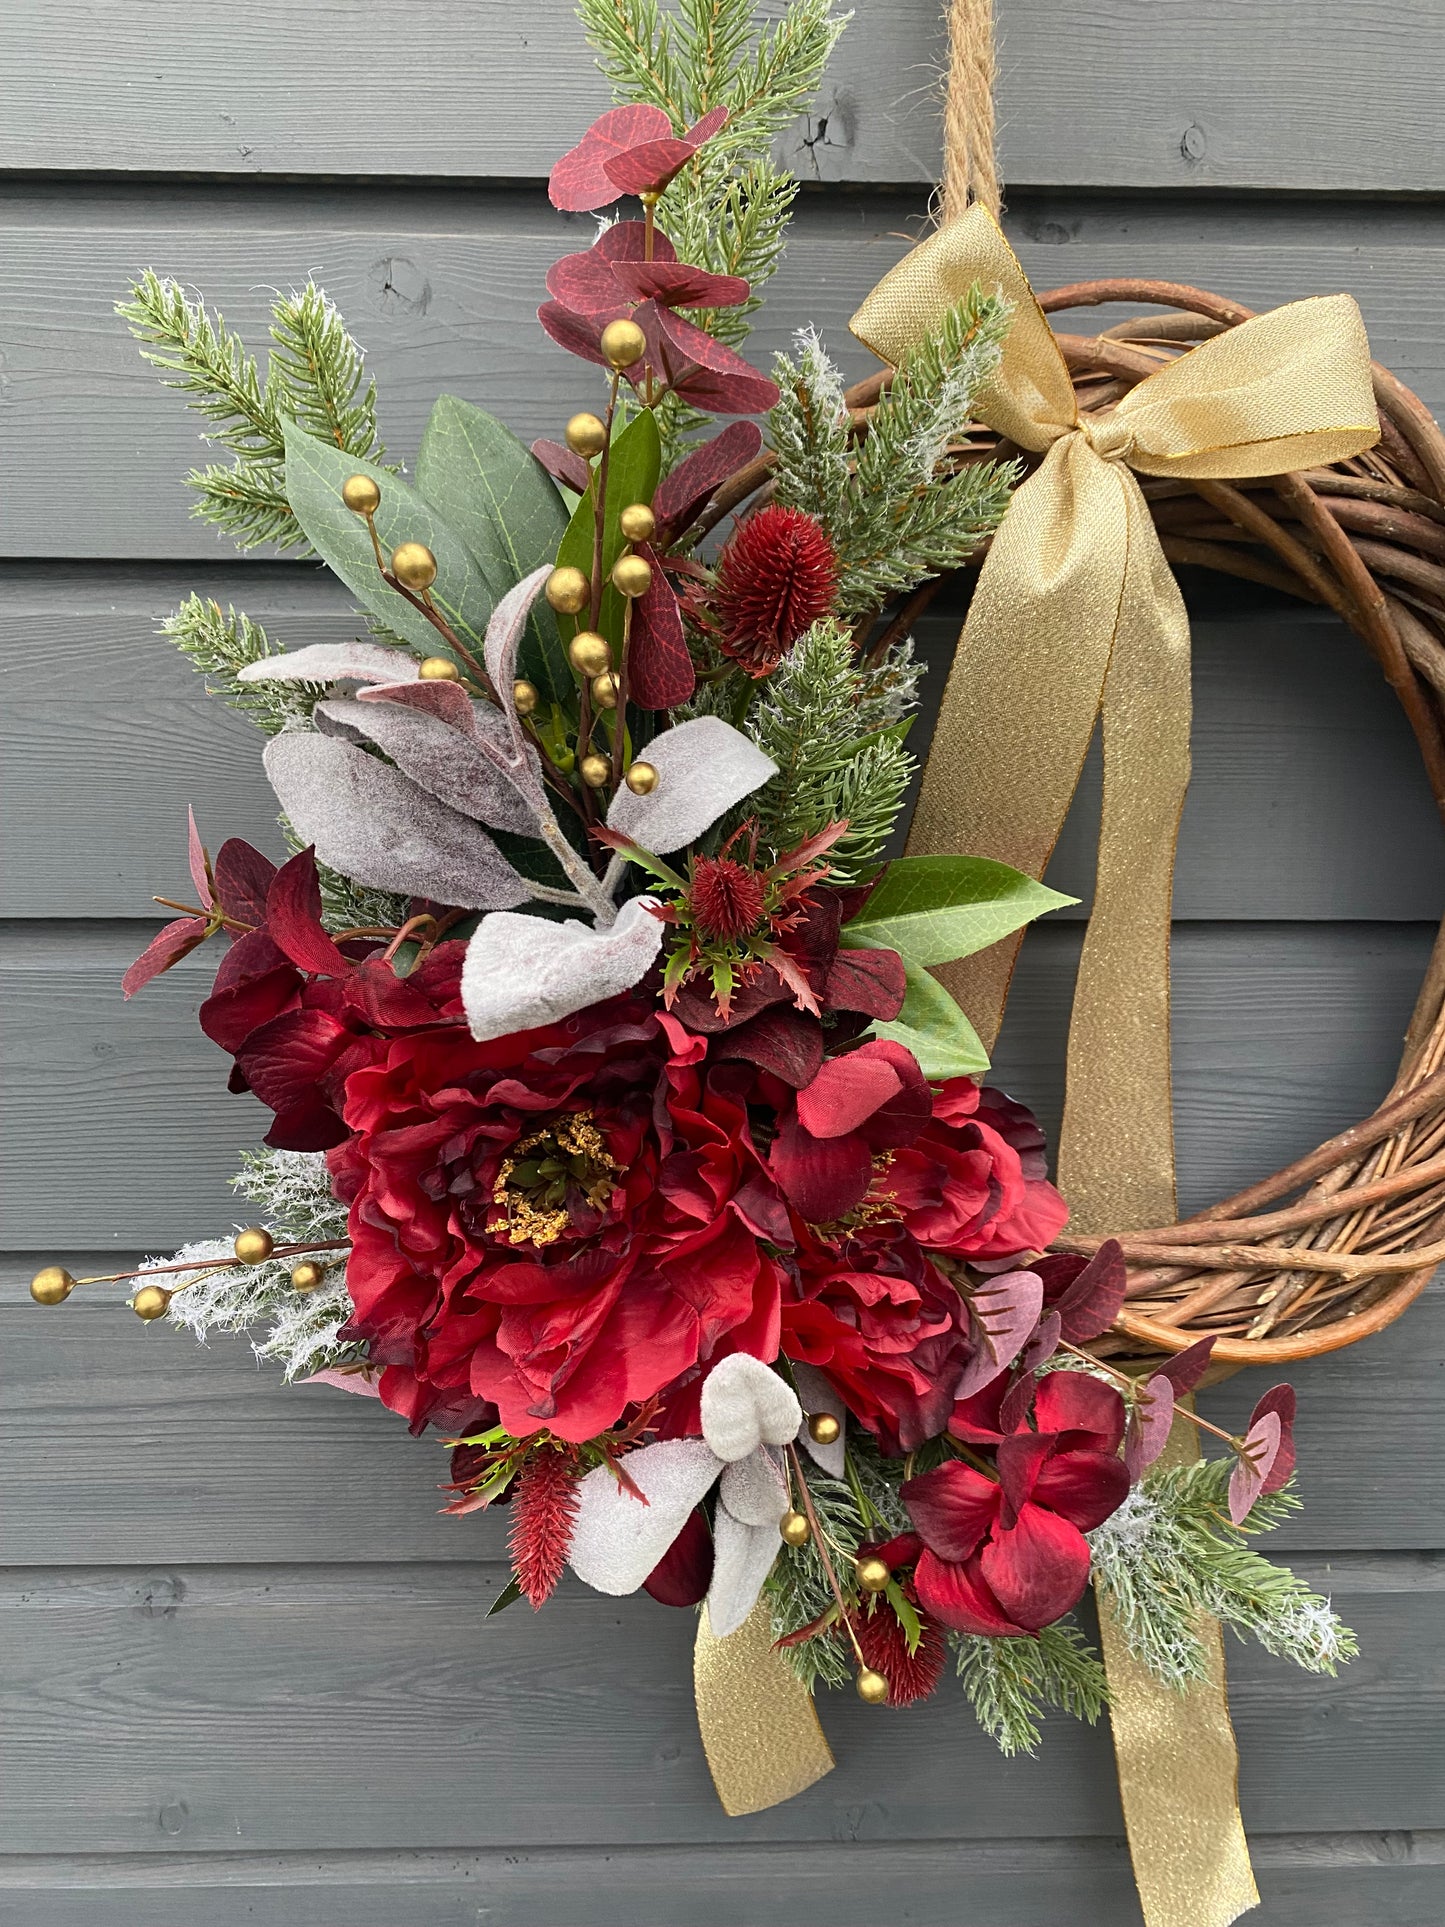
(491, 1110), (621, 1248)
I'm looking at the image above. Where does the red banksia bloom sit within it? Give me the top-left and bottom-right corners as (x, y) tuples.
(850, 1591), (947, 1706)
(689, 854), (768, 941)
(509, 1448), (583, 1608)
(713, 506), (839, 675)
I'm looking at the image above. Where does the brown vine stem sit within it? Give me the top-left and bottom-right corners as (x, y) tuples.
(1056, 1343), (1241, 1449)
(66, 1240), (353, 1289)
(785, 1441), (866, 1669)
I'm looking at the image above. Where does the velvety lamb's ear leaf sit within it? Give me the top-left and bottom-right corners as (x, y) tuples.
(842, 855), (1076, 969)
(567, 1438), (723, 1596)
(868, 958), (990, 1079)
(236, 641), (420, 686)
(1054, 1239), (1129, 1344)
(415, 396), (573, 707)
(318, 697), (543, 838)
(263, 731), (535, 911)
(461, 896), (663, 1042)
(280, 422), (495, 665)
(706, 1504), (783, 1639)
(554, 410), (662, 673)
(1228, 1409), (1282, 1525)
(605, 716), (775, 854)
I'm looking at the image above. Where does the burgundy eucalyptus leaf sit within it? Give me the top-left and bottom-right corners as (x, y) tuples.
(1157, 1334), (1218, 1395)
(121, 916), (211, 998)
(653, 422), (763, 534)
(1123, 1374), (1176, 1479)
(213, 838), (277, 927)
(1015, 1308), (1062, 1374)
(626, 547), (694, 707)
(954, 1271), (1046, 1399)
(610, 260), (749, 309)
(1247, 1383), (1297, 1493)
(1054, 1239), (1129, 1344)
(537, 299), (612, 369)
(531, 438), (593, 495)
(186, 806), (213, 908)
(997, 1371), (1039, 1435)
(265, 848), (352, 977)
(823, 946), (907, 1021)
(1228, 1409), (1283, 1525)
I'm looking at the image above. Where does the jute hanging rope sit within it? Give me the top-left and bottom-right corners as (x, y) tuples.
(941, 0), (1001, 220)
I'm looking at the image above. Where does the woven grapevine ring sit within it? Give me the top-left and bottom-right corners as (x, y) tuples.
(995, 278), (1445, 1367)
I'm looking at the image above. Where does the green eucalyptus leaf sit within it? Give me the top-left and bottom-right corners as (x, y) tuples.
(415, 395), (572, 706)
(280, 422), (493, 663)
(555, 410), (663, 669)
(870, 960), (990, 1079)
(843, 854), (1075, 969)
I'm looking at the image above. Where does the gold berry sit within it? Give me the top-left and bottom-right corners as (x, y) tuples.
(807, 1411), (842, 1446)
(290, 1261), (325, 1293)
(590, 671), (619, 711)
(618, 502), (657, 544)
(341, 473), (381, 515)
(568, 630), (611, 677)
(779, 1509), (811, 1547)
(855, 1667), (889, 1705)
(624, 760), (658, 796)
(513, 679), (540, 716)
(855, 1555), (891, 1595)
(30, 1265), (77, 1306)
(565, 412), (608, 459)
(546, 565), (591, 615)
(600, 317), (647, 370)
(611, 553), (652, 600)
(132, 1284), (172, 1322)
(233, 1227), (275, 1266)
(418, 656), (460, 681)
(391, 541), (438, 591)
(579, 752), (612, 790)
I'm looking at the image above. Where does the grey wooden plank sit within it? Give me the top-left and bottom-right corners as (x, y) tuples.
(0, 921), (1432, 1247)
(5, 564), (1441, 921)
(2, 1280), (1440, 1561)
(1, 191), (1441, 560)
(0, 1835), (1441, 1927)
(5, 1), (1443, 193)
(0, 1560), (1437, 1852)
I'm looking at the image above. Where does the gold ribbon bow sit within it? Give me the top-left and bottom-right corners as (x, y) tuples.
(851, 206), (1379, 1232)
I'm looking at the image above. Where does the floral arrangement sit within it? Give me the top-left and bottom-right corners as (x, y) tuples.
(31, 0), (1354, 1763)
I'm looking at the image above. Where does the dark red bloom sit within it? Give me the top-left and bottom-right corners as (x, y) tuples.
(770, 1040), (934, 1223)
(712, 506), (839, 675)
(850, 1591), (947, 1706)
(331, 996), (788, 1443)
(689, 854), (768, 940)
(549, 104), (729, 212)
(901, 1373), (1131, 1636)
(643, 1506), (715, 1607)
(508, 1449), (583, 1608)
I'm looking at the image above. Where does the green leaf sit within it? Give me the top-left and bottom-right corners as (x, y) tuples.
(843, 854), (1075, 969)
(554, 410), (662, 667)
(415, 395), (572, 706)
(486, 1575), (524, 1617)
(883, 1578), (924, 1656)
(280, 422), (494, 663)
(870, 961), (990, 1079)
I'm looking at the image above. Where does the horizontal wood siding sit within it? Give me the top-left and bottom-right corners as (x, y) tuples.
(3, 3), (1442, 1922)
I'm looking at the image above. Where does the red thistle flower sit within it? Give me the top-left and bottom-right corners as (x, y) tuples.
(713, 506), (839, 675)
(849, 1591), (947, 1707)
(689, 854), (768, 941)
(508, 1448), (583, 1609)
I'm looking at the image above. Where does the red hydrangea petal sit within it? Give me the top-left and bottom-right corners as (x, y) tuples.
(1032, 1371), (1128, 1453)
(913, 1548), (1026, 1636)
(711, 1006), (824, 1090)
(900, 1459), (999, 1562)
(1029, 1448), (1132, 1532)
(213, 837), (277, 926)
(823, 947), (907, 1021)
(199, 962), (301, 1053)
(237, 1006), (351, 1115)
(979, 1503), (1093, 1631)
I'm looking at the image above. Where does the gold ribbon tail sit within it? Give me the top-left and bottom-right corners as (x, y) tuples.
(694, 1600), (835, 1815)
(1095, 1412), (1260, 1927)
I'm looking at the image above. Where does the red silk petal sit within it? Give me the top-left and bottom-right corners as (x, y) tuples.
(823, 946), (907, 1021)
(796, 1052), (903, 1139)
(266, 848), (351, 976)
(186, 806), (213, 907)
(1032, 1371), (1127, 1453)
(768, 1110), (872, 1222)
(913, 1548), (1025, 1636)
(1029, 1448), (1132, 1533)
(900, 1459), (1000, 1562)
(979, 1503), (1093, 1631)
(121, 917), (210, 998)
(237, 1006), (350, 1115)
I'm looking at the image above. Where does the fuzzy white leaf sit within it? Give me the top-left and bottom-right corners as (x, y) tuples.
(317, 696), (541, 837)
(700, 1352), (802, 1463)
(484, 564), (554, 755)
(263, 731), (534, 910)
(706, 1505), (783, 1639)
(461, 895), (663, 1042)
(237, 642), (419, 685)
(718, 1448), (788, 1528)
(606, 717), (777, 854)
(567, 1438), (722, 1596)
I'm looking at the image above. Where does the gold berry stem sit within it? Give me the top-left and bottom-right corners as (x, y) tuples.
(69, 1240), (352, 1289)
(360, 507), (494, 695)
(1054, 1340), (1240, 1449)
(587, 372), (621, 634)
(610, 595), (634, 790)
(786, 1442), (866, 1670)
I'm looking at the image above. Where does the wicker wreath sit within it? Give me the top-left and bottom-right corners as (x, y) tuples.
(992, 280), (1445, 1368)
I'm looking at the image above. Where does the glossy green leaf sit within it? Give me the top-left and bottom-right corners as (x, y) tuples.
(280, 422), (492, 663)
(843, 854), (1075, 969)
(869, 960), (990, 1079)
(554, 410), (663, 670)
(415, 396), (572, 706)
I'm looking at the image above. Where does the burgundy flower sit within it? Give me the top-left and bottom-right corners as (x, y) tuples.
(770, 1040), (935, 1223)
(849, 1589), (947, 1706)
(689, 854), (768, 940)
(549, 104), (729, 212)
(712, 505), (839, 675)
(331, 995), (789, 1443)
(899, 1373), (1130, 1635)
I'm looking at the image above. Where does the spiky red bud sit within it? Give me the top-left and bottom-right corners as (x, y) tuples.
(508, 1448), (582, 1609)
(712, 505), (838, 676)
(848, 1592), (947, 1707)
(689, 854), (768, 941)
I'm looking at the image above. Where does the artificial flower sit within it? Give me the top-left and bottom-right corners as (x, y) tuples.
(710, 504), (839, 676)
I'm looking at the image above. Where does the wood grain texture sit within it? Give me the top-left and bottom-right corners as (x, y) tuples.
(0, 921), (1433, 1246)
(4, 1), (1442, 191)
(3, 1288), (1440, 1562)
(5, 565), (1440, 921)
(1, 189), (1440, 559)
(0, 1559), (1438, 1854)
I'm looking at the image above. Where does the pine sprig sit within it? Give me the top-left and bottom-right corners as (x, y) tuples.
(117, 273), (386, 551)
(771, 295), (1017, 616)
(955, 1622), (1110, 1756)
(162, 595), (310, 733)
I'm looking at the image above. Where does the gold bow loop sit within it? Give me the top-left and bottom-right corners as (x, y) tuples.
(851, 207), (1378, 1232)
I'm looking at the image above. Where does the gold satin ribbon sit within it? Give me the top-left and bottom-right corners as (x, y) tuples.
(851, 206), (1379, 1231)
(694, 1599), (835, 1814)
(1095, 1410), (1260, 1927)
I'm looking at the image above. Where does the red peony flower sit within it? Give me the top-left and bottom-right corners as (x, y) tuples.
(901, 1372), (1131, 1635)
(330, 996), (788, 1443)
(711, 505), (839, 675)
(549, 104), (729, 212)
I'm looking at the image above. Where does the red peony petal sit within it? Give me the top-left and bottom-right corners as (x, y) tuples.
(642, 1505), (715, 1607)
(212, 837), (277, 927)
(122, 917), (210, 998)
(913, 1548), (1025, 1636)
(796, 1051), (903, 1138)
(979, 1502), (1093, 1631)
(626, 546), (695, 707)
(900, 1459), (1000, 1562)
(266, 848), (351, 976)
(769, 1109), (873, 1221)
(549, 104), (675, 211)
(1029, 1447), (1132, 1532)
